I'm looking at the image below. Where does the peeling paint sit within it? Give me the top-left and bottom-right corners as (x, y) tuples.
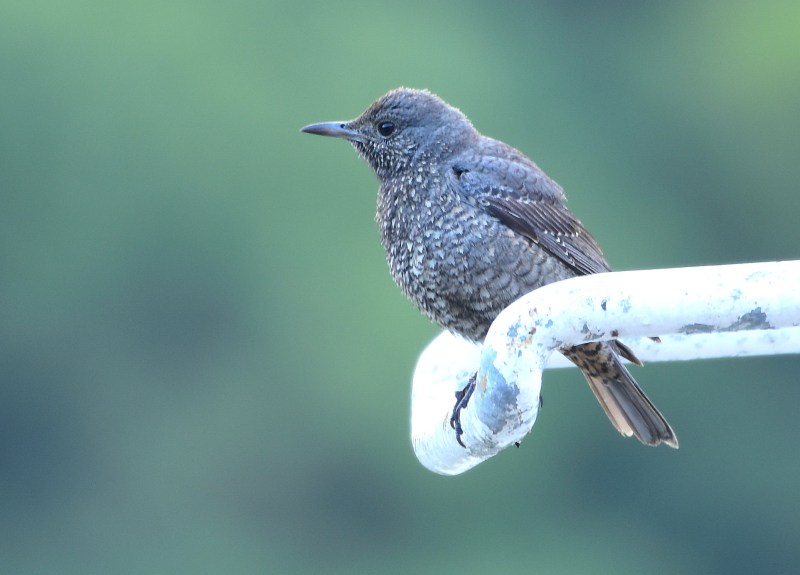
(680, 308), (772, 335)
(680, 323), (716, 334)
(725, 307), (772, 331)
(580, 322), (605, 341)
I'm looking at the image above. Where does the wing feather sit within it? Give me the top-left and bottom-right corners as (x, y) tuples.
(451, 154), (611, 277)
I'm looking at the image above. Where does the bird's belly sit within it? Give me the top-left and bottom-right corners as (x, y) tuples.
(386, 222), (573, 342)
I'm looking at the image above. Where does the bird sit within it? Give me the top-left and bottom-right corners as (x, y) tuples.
(301, 87), (678, 449)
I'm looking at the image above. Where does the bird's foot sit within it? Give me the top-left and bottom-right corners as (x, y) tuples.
(449, 373), (476, 448)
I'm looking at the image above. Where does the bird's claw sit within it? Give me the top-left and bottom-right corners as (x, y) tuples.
(449, 374), (476, 448)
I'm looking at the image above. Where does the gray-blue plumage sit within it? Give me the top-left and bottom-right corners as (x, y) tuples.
(302, 88), (677, 448)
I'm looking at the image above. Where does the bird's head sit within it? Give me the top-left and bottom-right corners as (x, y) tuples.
(301, 88), (475, 180)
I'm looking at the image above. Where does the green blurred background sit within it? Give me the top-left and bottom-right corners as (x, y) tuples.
(2, 1), (799, 573)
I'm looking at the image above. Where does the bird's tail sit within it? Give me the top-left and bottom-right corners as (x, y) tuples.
(562, 341), (678, 448)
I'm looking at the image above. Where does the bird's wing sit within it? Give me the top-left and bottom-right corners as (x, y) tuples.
(451, 154), (611, 277)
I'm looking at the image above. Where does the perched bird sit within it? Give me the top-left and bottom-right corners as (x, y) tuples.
(301, 88), (677, 448)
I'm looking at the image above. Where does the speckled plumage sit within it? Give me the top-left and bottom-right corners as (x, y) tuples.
(302, 88), (677, 448)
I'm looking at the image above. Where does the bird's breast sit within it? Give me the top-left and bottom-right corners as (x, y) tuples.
(376, 176), (557, 340)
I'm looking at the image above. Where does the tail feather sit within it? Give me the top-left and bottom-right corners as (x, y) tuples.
(562, 342), (678, 448)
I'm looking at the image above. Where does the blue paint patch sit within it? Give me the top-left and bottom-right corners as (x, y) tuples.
(477, 348), (521, 433)
(479, 348), (506, 390)
(507, 323), (519, 339)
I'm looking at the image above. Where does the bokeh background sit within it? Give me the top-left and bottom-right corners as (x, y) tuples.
(3, 1), (800, 573)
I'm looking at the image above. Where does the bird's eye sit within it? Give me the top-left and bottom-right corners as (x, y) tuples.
(376, 121), (396, 137)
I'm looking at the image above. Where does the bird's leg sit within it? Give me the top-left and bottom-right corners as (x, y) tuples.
(449, 373), (476, 448)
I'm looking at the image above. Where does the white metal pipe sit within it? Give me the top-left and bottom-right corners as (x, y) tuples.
(411, 260), (800, 475)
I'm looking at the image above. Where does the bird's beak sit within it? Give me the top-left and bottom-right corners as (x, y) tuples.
(300, 121), (362, 141)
